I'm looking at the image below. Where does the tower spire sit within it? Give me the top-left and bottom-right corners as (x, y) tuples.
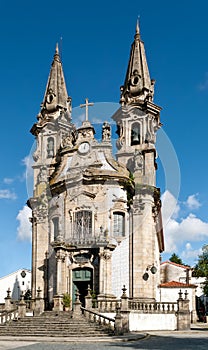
(120, 21), (155, 106)
(40, 43), (71, 115)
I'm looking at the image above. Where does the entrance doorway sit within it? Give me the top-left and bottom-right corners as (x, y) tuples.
(72, 268), (93, 307)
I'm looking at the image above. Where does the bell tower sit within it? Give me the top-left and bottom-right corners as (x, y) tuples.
(29, 44), (75, 302)
(112, 22), (164, 301)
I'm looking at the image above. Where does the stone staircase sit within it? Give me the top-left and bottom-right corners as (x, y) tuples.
(0, 311), (113, 337)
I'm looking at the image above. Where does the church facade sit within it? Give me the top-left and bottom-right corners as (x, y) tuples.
(29, 23), (164, 311)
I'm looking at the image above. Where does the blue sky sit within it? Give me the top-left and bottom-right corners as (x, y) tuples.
(0, 0), (208, 277)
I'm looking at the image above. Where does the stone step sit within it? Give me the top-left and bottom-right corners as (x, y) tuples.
(0, 312), (113, 337)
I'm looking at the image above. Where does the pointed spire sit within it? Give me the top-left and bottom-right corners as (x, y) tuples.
(135, 18), (140, 40)
(120, 21), (155, 106)
(55, 42), (59, 54)
(40, 43), (71, 114)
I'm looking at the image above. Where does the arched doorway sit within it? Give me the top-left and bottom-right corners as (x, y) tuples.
(72, 268), (93, 307)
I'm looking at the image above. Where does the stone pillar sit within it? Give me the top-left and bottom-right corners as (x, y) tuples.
(34, 287), (45, 316)
(56, 250), (64, 295)
(73, 290), (82, 318)
(18, 292), (26, 318)
(120, 285), (130, 333)
(85, 285), (92, 309)
(114, 307), (123, 335)
(4, 288), (12, 311)
(31, 217), (37, 301)
(177, 290), (190, 330)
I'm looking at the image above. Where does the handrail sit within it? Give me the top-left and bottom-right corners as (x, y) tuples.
(81, 306), (115, 331)
(0, 308), (19, 324)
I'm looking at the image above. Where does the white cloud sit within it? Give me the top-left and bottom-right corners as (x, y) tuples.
(164, 214), (208, 253)
(0, 189), (17, 200)
(161, 190), (180, 226)
(16, 205), (32, 241)
(185, 194), (201, 210)
(3, 178), (14, 184)
(198, 72), (208, 91)
(22, 155), (34, 179)
(181, 243), (202, 264)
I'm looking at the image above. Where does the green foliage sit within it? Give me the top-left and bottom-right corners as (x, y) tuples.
(169, 253), (183, 265)
(63, 293), (71, 307)
(193, 245), (208, 296)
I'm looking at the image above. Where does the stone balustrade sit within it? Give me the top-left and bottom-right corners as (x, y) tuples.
(81, 306), (115, 331)
(0, 309), (18, 324)
(128, 300), (178, 313)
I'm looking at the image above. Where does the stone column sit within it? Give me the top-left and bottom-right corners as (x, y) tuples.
(130, 192), (157, 301)
(56, 249), (65, 295)
(31, 217), (37, 301)
(53, 249), (65, 311)
(99, 248), (112, 296)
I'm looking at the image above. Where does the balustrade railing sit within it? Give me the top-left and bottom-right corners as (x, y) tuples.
(81, 306), (115, 330)
(128, 300), (178, 313)
(95, 299), (119, 312)
(0, 308), (18, 324)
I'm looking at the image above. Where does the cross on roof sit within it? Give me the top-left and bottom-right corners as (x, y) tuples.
(80, 98), (94, 122)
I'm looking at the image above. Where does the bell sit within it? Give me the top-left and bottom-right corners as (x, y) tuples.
(131, 127), (140, 144)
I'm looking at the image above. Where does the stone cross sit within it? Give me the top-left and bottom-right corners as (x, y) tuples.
(80, 98), (94, 122)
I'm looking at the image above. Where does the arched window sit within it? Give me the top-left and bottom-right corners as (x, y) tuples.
(113, 212), (125, 237)
(47, 137), (54, 158)
(74, 210), (92, 240)
(131, 122), (140, 145)
(52, 217), (59, 240)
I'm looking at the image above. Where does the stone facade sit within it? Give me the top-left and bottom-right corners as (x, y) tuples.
(28, 23), (164, 311)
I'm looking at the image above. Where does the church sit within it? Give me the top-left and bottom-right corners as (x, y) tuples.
(28, 22), (164, 312)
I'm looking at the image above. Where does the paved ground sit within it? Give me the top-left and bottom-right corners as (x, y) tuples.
(0, 323), (207, 350)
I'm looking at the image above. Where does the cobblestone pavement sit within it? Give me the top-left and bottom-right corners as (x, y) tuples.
(0, 325), (208, 350)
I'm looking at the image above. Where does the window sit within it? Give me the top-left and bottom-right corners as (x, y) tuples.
(131, 122), (140, 145)
(47, 137), (54, 158)
(113, 212), (125, 237)
(74, 211), (92, 239)
(52, 217), (59, 240)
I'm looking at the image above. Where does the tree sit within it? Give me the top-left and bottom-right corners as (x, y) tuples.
(193, 245), (208, 296)
(169, 253), (183, 265)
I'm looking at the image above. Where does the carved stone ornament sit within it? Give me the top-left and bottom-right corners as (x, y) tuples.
(102, 121), (111, 142)
(134, 150), (143, 173)
(99, 250), (112, 261)
(62, 133), (74, 148)
(46, 88), (56, 104)
(33, 149), (40, 162)
(33, 191), (49, 222)
(37, 166), (48, 184)
(56, 250), (65, 262)
(133, 198), (145, 214)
